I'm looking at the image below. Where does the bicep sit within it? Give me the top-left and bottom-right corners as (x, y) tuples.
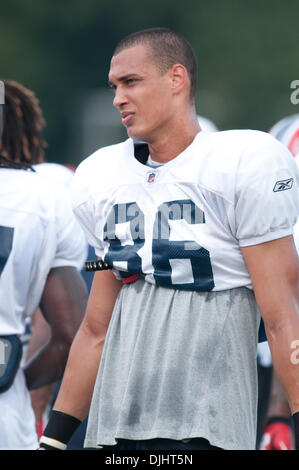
(241, 235), (299, 331)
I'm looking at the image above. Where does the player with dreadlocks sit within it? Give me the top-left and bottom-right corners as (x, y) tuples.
(0, 79), (46, 165)
(0, 80), (88, 449)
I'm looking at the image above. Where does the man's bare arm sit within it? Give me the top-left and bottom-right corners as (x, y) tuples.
(267, 369), (291, 418)
(26, 308), (57, 435)
(52, 269), (122, 421)
(24, 266), (88, 389)
(241, 235), (299, 414)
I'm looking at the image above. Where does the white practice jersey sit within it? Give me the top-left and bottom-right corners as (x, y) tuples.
(0, 168), (86, 336)
(71, 130), (299, 292)
(33, 162), (88, 269)
(34, 162), (75, 189)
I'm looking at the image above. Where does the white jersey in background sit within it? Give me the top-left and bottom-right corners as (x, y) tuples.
(197, 114), (218, 132)
(34, 162), (75, 190)
(0, 167), (86, 450)
(268, 114), (299, 260)
(71, 130), (299, 292)
(33, 162), (88, 269)
(269, 114), (299, 159)
(292, 155), (299, 254)
(21, 162), (88, 364)
(291, 155), (299, 253)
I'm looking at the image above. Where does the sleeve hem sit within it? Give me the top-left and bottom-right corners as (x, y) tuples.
(95, 248), (104, 259)
(51, 259), (82, 269)
(239, 228), (294, 247)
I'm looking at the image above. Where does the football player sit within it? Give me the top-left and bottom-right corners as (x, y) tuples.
(40, 28), (299, 451)
(27, 161), (89, 445)
(0, 80), (88, 449)
(26, 161), (88, 440)
(197, 114), (218, 132)
(258, 114), (299, 450)
(269, 114), (299, 160)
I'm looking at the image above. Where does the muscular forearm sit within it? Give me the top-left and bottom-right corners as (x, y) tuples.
(30, 383), (57, 421)
(241, 238), (299, 415)
(25, 336), (71, 389)
(24, 267), (88, 389)
(25, 309), (55, 389)
(267, 369), (291, 418)
(38, 270), (122, 448)
(50, 269), (122, 420)
(26, 308), (51, 359)
(51, 320), (106, 421)
(266, 317), (299, 414)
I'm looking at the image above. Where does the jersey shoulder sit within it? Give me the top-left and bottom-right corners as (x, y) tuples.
(198, 129), (297, 186)
(202, 128), (289, 166)
(0, 168), (71, 223)
(33, 162), (75, 189)
(71, 139), (131, 208)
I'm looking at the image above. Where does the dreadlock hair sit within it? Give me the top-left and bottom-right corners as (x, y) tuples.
(113, 28), (198, 102)
(0, 80), (47, 164)
(0, 154), (35, 171)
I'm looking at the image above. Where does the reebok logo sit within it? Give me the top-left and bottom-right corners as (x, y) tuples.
(273, 178), (294, 192)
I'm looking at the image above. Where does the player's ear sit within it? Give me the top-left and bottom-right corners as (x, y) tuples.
(170, 64), (189, 96)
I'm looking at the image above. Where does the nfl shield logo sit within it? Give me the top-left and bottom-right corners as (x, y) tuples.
(147, 172), (157, 183)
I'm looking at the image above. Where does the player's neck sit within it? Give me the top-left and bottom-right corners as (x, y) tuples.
(148, 113), (200, 164)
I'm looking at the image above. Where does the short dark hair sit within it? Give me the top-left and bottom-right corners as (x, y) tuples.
(0, 80), (47, 164)
(113, 28), (198, 101)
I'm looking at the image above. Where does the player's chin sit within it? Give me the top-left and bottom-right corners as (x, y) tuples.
(126, 126), (146, 142)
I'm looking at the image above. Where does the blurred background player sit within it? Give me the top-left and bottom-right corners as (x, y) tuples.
(20, 91), (90, 448)
(257, 114), (299, 450)
(26, 161), (89, 444)
(197, 114), (218, 133)
(269, 114), (299, 161)
(28, 161), (91, 448)
(269, 114), (299, 251)
(0, 79), (88, 449)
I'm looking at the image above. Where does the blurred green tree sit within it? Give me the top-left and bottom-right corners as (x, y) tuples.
(1, 0), (298, 163)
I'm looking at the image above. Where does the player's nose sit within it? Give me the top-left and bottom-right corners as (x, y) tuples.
(113, 87), (128, 109)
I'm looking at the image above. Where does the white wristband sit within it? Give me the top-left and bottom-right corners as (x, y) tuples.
(39, 436), (67, 450)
